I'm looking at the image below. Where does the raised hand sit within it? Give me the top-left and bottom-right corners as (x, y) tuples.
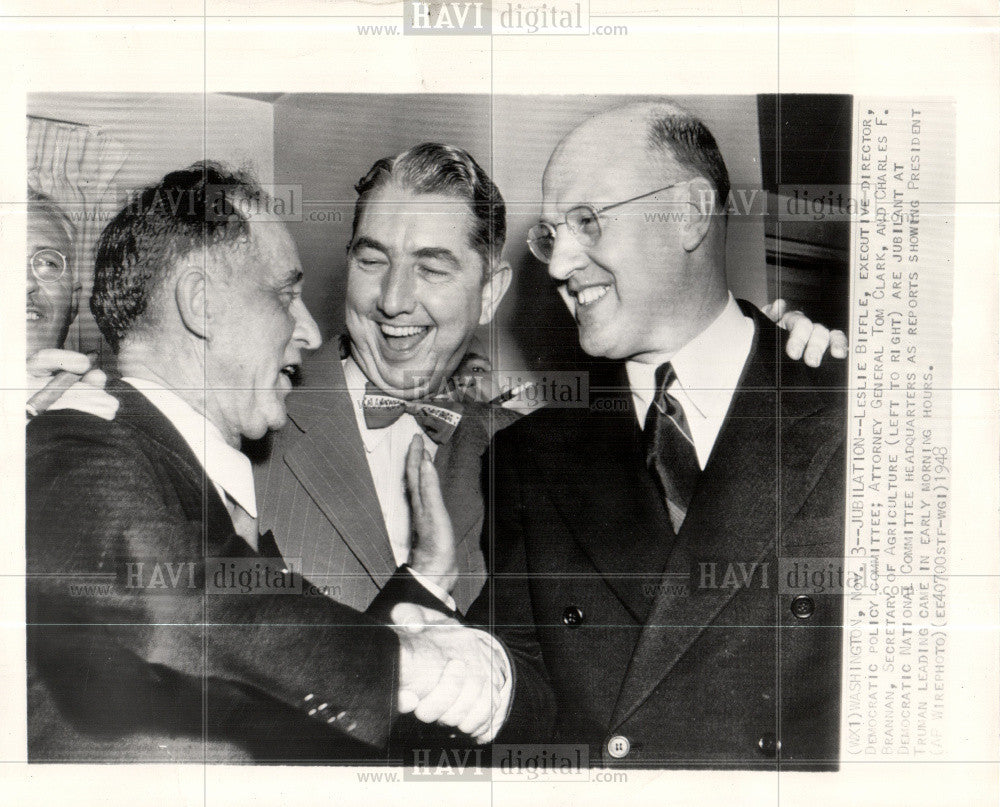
(405, 435), (459, 592)
(392, 602), (509, 743)
(763, 298), (849, 367)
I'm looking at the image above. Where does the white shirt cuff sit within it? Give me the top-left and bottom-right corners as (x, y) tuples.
(471, 629), (513, 741)
(406, 567), (457, 613)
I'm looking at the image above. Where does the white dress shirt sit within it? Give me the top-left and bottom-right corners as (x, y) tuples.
(626, 294), (755, 469)
(343, 357), (457, 606)
(343, 357), (439, 567)
(345, 357), (511, 731)
(121, 376), (259, 549)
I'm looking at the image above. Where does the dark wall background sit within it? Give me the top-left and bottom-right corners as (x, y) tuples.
(759, 94), (853, 331)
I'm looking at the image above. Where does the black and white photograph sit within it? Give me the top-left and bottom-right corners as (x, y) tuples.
(3, 4), (997, 807)
(23, 91), (852, 770)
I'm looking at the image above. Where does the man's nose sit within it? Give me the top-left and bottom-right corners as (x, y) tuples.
(546, 226), (589, 283)
(26, 262), (39, 293)
(378, 263), (416, 317)
(291, 298), (322, 351)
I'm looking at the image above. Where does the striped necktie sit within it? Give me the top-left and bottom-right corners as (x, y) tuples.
(644, 362), (701, 533)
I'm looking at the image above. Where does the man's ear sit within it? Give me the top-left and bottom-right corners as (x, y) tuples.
(479, 262), (513, 326)
(680, 177), (715, 253)
(175, 267), (208, 339)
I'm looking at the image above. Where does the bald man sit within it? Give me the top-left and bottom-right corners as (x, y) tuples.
(466, 102), (848, 770)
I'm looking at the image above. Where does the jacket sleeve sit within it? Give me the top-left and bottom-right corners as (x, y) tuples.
(26, 412), (400, 750)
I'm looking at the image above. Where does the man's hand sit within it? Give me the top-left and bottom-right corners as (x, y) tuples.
(27, 349), (106, 393)
(406, 435), (459, 593)
(392, 602), (508, 743)
(763, 299), (848, 368)
(26, 349), (114, 419)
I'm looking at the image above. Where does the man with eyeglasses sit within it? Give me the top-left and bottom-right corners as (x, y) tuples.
(457, 101), (849, 769)
(250, 139), (843, 756)
(25, 190), (111, 417)
(254, 142), (842, 620)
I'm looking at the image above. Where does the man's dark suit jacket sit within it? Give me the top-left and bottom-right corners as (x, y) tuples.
(469, 303), (847, 770)
(253, 343), (519, 613)
(26, 380), (400, 763)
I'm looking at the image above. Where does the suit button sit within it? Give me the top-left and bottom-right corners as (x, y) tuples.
(757, 732), (780, 758)
(607, 735), (630, 758)
(790, 595), (815, 619)
(562, 605), (585, 628)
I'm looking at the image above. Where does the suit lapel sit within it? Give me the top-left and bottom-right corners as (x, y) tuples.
(280, 354), (396, 587)
(434, 438), (476, 547)
(532, 378), (676, 623)
(109, 379), (234, 543)
(610, 310), (842, 729)
(434, 402), (493, 546)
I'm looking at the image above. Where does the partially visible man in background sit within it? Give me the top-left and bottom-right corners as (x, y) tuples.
(25, 190), (108, 414)
(26, 190), (77, 362)
(450, 339), (496, 404)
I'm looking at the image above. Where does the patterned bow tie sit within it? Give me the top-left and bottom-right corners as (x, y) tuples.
(361, 382), (464, 444)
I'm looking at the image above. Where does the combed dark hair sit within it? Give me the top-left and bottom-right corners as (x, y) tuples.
(91, 161), (265, 352)
(351, 143), (506, 271)
(646, 107), (731, 213)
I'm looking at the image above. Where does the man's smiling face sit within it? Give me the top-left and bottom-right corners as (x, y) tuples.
(26, 211), (76, 357)
(540, 119), (699, 363)
(345, 185), (493, 400)
(204, 214), (322, 443)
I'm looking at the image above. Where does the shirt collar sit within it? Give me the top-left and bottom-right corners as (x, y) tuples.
(343, 356), (386, 452)
(625, 293), (755, 425)
(343, 354), (368, 404)
(121, 376), (257, 518)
